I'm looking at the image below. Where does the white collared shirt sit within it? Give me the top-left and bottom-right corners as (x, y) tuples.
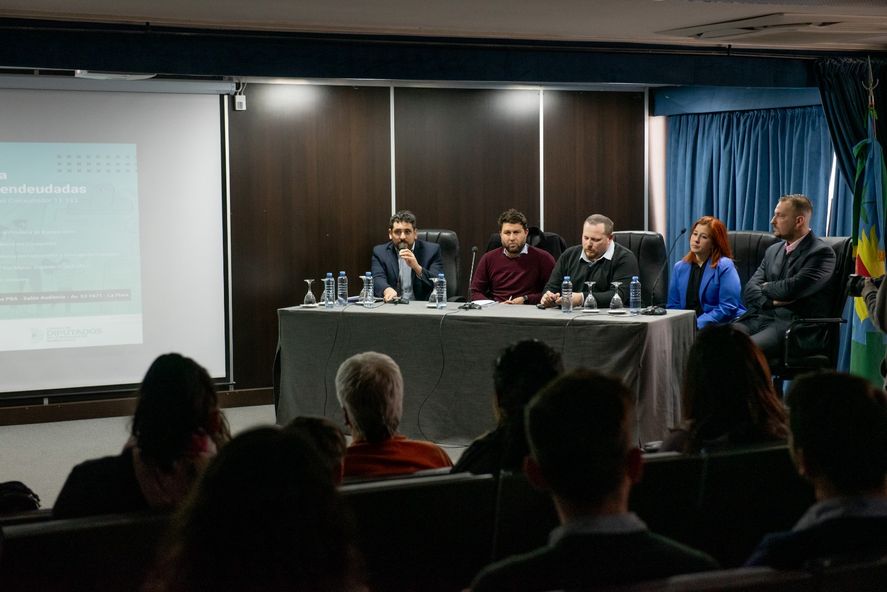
(549, 512), (647, 546)
(580, 238), (615, 265)
(793, 495), (887, 532)
(502, 243), (530, 258)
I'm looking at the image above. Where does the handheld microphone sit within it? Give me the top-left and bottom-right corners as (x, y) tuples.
(641, 227), (686, 315)
(459, 246), (481, 310)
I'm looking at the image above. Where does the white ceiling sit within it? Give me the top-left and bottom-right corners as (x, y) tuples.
(2, 0), (887, 51)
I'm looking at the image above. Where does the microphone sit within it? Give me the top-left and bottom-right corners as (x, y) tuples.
(641, 227), (686, 316)
(459, 246), (481, 310)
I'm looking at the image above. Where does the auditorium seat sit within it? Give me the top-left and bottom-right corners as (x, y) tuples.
(417, 228), (461, 299)
(612, 230), (668, 306)
(341, 472), (496, 592)
(691, 444), (815, 567)
(0, 512), (169, 592)
(490, 470), (558, 561)
(615, 566), (813, 591)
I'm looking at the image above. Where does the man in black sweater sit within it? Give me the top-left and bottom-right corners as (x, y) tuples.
(540, 214), (638, 308)
(470, 369), (718, 592)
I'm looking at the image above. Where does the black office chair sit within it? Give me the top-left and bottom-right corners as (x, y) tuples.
(611, 231), (668, 307)
(485, 226), (567, 261)
(417, 229), (460, 300)
(769, 236), (853, 390)
(727, 231), (781, 288)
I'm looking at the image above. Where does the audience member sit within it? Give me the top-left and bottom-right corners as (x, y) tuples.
(540, 214), (639, 309)
(145, 427), (365, 592)
(661, 325), (788, 454)
(746, 371), (887, 568)
(284, 416), (347, 485)
(470, 209), (555, 305)
(53, 353), (229, 518)
(371, 210), (444, 302)
(470, 369), (717, 591)
(666, 215), (745, 328)
(735, 194), (836, 360)
(453, 339), (562, 475)
(336, 351), (452, 478)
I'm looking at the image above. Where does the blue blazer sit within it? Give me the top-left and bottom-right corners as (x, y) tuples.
(667, 257), (746, 329)
(371, 239), (444, 301)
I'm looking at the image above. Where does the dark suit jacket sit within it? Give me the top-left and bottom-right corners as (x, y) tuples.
(742, 231), (836, 321)
(471, 530), (718, 592)
(745, 516), (887, 568)
(371, 239), (444, 301)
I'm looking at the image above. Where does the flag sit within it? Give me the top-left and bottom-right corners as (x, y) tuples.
(849, 103), (887, 385)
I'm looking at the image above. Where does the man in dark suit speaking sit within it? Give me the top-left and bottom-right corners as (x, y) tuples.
(735, 194), (836, 359)
(371, 210), (444, 302)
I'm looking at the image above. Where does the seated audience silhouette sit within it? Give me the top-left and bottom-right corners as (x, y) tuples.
(145, 427), (365, 592)
(470, 369), (718, 591)
(453, 339), (563, 475)
(746, 371), (887, 568)
(336, 351), (452, 478)
(284, 415), (347, 485)
(661, 324), (788, 453)
(53, 353), (229, 518)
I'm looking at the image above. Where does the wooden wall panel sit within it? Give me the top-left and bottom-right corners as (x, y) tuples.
(543, 91), (646, 243)
(229, 84), (391, 388)
(394, 88), (540, 287)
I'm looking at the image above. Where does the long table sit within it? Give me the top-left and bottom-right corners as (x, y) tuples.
(275, 301), (696, 445)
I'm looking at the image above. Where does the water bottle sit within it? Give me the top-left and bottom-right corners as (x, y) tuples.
(337, 271), (348, 306)
(561, 276), (573, 313)
(629, 275), (641, 315)
(435, 273), (447, 309)
(364, 272), (374, 307)
(323, 272), (335, 308)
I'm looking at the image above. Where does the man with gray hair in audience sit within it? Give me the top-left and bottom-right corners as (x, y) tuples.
(336, 351), (452, 479)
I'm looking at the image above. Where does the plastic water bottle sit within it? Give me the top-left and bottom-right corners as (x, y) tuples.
(364, 272), (374, 307)
(629, 275), (641, 315)
(323, 272), (335, 308)
(336, 271), (348, 306)
(435, 273), (447, 309)
(561, 276), (573, 313)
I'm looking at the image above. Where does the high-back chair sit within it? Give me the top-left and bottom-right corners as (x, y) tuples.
(417, 229), (460, 299)
(485, 226), (567, 261)
(727, 231), (781, 288)
(612, 231), (668, 306)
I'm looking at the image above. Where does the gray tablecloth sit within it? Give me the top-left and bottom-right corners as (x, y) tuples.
(275, 301), (696, 445)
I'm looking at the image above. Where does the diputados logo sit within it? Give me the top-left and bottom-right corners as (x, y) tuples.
(46, 327), (103, 342)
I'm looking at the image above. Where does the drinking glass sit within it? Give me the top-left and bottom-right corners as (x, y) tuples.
(583, 281), (598, 313)
(608, 281), (623, 314)
(302, 279), (317, 307)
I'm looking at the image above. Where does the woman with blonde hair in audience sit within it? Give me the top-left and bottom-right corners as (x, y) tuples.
(53, 353), (229, 518)
(146, 426), (365, 592)
(667, 215), (745, 328)
(661, 325), (788, 454)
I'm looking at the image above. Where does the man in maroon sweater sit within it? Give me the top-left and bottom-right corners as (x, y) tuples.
(471, 209), (556, 305)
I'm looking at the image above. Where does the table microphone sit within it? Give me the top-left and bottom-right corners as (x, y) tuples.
(641, 227), (686, 316)
(459, 246), (481, 310)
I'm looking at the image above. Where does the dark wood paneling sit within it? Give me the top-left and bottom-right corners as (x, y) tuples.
(394, 87), (540, 286)
(543, 91), (646, 243)
(229, 84), (391, 388)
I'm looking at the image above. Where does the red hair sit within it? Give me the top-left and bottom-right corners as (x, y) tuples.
(682, 216), (732, 268)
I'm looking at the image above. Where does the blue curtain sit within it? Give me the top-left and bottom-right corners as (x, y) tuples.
(666, 105), (854, 370)
(666, 106), (848, 243)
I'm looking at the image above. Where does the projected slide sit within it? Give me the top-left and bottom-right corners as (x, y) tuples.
(0, 142), (143, 352)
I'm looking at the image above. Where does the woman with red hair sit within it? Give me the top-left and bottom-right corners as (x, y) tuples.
(667, 216), (745, 328)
